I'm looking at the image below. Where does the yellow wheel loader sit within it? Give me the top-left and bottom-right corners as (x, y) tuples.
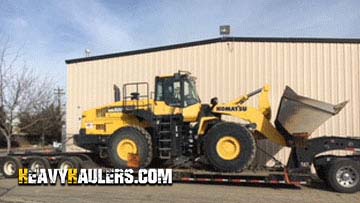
(75, 71), (270, 171)
(74, 71), (359, 175)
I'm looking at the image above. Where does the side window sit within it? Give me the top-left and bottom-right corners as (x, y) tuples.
(156, 79), (181, 107)
(164, 80), (181, 106)
(156, 81), (163, 101)
(173, 81), (181, 101)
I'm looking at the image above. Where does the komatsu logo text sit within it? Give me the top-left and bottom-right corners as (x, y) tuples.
(216, 106), (247, 111)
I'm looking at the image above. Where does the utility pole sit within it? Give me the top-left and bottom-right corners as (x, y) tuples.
(54, 87), (65, 151)
(54, 87), (65, 109)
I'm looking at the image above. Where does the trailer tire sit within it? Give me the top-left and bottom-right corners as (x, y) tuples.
(204, 122), (256, 172)
(108, 126), (152, 168)
(28, 157), (51, 173)
(57, 156), (81, 170)
(1, 156), (23, 178)
(315, 165), (329, 181)
(326, 159), (360, 193)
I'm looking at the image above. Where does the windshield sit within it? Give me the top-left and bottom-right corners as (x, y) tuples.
(184, 79), (200, 106)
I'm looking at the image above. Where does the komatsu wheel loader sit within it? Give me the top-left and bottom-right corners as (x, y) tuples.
(74, 71), (359, 174)
(75, 71), (273, 171)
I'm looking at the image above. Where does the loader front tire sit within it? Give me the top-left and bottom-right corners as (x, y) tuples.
(109, 126), (152, 168)
(204, 122), (256, 172)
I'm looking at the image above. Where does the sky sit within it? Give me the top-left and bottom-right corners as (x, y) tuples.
(0, 0), (359, 88)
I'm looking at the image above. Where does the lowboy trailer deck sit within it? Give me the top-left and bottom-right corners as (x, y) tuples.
(1, 135), (359, 192)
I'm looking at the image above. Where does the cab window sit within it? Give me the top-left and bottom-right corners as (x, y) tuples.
(184, 79), (200, 106)
(155, 77), (200, 107)
(156, 78), (181, 107)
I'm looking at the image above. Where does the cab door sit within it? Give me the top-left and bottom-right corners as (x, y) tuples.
(182, 79), (201, 122)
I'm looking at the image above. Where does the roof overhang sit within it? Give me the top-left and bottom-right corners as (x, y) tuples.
(65, 37), (360, 64)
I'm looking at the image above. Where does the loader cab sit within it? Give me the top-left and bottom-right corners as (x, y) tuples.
(154, 72), (202, 122)
(155, 73), (200, 107)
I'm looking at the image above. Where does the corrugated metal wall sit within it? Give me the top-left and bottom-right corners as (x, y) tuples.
(67, 40), (360, 164)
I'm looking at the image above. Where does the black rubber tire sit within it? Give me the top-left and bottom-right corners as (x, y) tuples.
(108, 126), (152, 168)
(315, 165), (329, 181)
(1, 156), (23, 178)
(57, 156), (81, 170)
(326, 159), (360, 193)
(28, 156), (51, 172)
(203, 122), (256, 172)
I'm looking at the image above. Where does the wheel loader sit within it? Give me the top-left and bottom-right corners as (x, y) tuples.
(75, 71), (273, 171)
(73, 71), (360, 183)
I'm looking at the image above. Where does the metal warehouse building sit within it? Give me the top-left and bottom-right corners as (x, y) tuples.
(65, 37), (360, 164)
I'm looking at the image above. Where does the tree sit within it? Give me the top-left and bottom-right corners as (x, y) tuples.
(18, 103), (64, 145)
(0, 37), (54, 155)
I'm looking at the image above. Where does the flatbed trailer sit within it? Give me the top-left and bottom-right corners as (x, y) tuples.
(172, 168), (310, 186)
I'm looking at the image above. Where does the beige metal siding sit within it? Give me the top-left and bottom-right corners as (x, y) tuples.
(67, 41), (360, 164)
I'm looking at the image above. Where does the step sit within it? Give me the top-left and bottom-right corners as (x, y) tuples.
(158, 130), (171, 134)
(159, 147), (172, 151)
(159, 151), (171, 159)
(159, 154), (171, 159)
(158, 122), (170, 125)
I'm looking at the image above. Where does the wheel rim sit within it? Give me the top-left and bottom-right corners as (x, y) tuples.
(30, 160), (45, 174)
(117, 138), (138, 161)
(335, 166), (359, 188)
(3, 160), (16, 176)
(59, 161), (73, 170)
(216, 136), (241, 160)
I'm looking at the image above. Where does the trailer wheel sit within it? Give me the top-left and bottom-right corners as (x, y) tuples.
(108, 126), (152, 168)
(1, 156), (23, 178)
(326, 159), (360, 193)
(57, 157), (81, 170)
(204, 122), (256, 172)
(315, 165), (329, 181)
(28, 157), (51, 174)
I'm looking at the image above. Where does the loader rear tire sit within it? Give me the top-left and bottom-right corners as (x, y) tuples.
(108, 126), (152, 168)
(204, 122), (256, 172)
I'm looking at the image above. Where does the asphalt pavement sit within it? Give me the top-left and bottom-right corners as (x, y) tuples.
(0, 178), (359, 203)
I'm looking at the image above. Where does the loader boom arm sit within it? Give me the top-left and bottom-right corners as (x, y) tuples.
(228, 85), (271, 119)
(212, 85), (287, 146)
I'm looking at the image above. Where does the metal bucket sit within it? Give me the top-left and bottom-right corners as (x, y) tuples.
(275, 86), (348, 137)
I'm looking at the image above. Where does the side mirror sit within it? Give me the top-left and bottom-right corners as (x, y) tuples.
(210, 97), (218, 107)
(114, 85), (121, 102)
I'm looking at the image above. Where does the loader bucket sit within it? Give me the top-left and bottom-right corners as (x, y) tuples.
(275, 86), (348, 137)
